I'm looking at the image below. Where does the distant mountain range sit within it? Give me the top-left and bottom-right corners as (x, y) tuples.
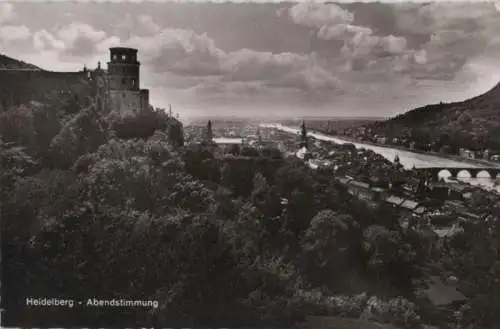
(0, 54), (41, 70)
(368, 81), (500, 151)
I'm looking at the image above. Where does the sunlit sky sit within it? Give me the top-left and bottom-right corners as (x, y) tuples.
(2, 1), (500, 118)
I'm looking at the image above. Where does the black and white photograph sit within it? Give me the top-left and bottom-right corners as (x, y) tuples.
(1, 0), (500, 327)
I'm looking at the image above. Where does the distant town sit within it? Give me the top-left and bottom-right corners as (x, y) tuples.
(185, 118), (499, 240)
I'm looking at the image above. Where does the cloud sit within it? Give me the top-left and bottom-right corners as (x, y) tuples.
(392, 2), (500, 79)
(125, 27), (340, 96)
(0, 3), (15, 24)
(29, 22), (121, 66)
(4, 1), (500, 117)
(0, 25), (30, 42)
(33, 30), (66, 51)
(56, 23), (107, 57)
(284, 2), (500, 82)
(288, 3), (353, 29)
(109, 13), (161, 37)
(285, 3), (418, 74)
(317, 24), (372, 41)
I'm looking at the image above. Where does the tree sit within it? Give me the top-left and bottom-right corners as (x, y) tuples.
(111, 109), (184, 147)
(0, 105), (36, 151)
(362, 225), (416, 293)
(49, 105), (108, 169)
(300, 210), (359, 288)
(252, 173), (268, 201)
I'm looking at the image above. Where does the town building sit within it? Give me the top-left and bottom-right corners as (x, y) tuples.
(371, 187), (388, 201)
(434, 223), (463, 239)
(385, 195), (427, 217)
(346, 180), (376, 202)
(483, 149), (491, 160)
(213, 137), (245, 146)
(459, 148), (475, 159)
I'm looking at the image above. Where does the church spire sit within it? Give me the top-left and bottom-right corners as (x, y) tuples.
(300, 120), (308, 148)
(206, 120), (213, 140)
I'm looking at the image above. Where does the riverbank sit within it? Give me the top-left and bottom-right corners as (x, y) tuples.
(297, 124), (499, 168)
(333, 134), (500, 169)
(263, 123), (500, 192)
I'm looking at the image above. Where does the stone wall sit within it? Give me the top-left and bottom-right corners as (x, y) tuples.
(0, 70), (88, 110)
(107, 90), (143, 118)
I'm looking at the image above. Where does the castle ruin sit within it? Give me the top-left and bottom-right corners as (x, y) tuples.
(90, 47), (150, 118)
(0, 47), (150, 117)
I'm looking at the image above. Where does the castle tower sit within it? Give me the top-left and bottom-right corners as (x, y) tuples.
(107, 47), (139, 90)
(106, 47), (149, 117)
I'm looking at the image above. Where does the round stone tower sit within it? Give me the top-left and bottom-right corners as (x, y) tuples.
(107, 47), (140, 91)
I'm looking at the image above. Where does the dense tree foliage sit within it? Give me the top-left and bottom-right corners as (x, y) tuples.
(1, 102), (428, 327)
(441, 218), (500, 327)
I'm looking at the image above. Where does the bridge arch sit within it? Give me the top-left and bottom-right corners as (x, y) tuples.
(437, 169), (452, 180)
(457, 169), (472, 179)
(476, 170), (492, 179)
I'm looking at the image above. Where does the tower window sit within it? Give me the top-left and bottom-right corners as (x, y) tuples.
(122, 78), (126, 84)
(132, 79), (136, 86)
(122, 55), (126, 60)
(113, 54), (117, 60)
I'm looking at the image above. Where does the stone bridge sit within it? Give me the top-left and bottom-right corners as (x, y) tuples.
(415, 167), (500, 180)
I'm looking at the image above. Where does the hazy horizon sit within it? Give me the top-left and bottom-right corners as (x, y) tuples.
(2, 1), (500, 117)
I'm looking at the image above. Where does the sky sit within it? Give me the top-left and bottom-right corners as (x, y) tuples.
(1, 1), (500, 118)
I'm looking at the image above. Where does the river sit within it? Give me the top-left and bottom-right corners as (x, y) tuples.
(261, 123), (500, 193)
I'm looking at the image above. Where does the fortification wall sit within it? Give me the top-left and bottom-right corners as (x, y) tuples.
(140, 89), (149, 113)
(0, 70), (88, 110)
(107, 90), (143, 118)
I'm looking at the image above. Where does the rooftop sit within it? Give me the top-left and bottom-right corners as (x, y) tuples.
(386, 195), (404, 206)
(401, 199), (419, 210)
(421, 276), (467, 307)
(349, 180), (370, 189)
(414, 206), (427, 215)
(213, 137), (244, 145)
(434, 225), (463, 238)
(109, 47), (138, 52)
(338, 177), (353, 185)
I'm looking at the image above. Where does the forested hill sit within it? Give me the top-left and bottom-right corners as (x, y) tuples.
(369, 81), (500, 151)
(0, 53), (41, 70)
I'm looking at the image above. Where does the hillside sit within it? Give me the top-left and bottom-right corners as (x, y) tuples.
(0, 53), (41, 70)
(368, 81), (500, 151)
